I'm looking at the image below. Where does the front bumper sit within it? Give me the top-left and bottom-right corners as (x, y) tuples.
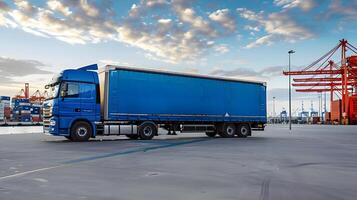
(43, 117), (58, 135)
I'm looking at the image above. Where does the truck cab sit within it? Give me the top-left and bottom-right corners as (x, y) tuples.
(43, 64), (100, 141)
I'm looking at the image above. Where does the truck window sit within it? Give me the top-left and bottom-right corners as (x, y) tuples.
(81, 83), (95, 99)
(61, 82), (79, 98)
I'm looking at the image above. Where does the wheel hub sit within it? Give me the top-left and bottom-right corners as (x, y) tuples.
(77, 127), (87, 137)
(227, 126), (235, 135)
(143, 126), (153, 136)
(241, 127), (248, 135)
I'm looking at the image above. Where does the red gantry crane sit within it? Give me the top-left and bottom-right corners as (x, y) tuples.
(30, 90), (46, 104)
(283, 39), (357, 125)
(13, 83), (30, 99)
(13, 83), (47, 104)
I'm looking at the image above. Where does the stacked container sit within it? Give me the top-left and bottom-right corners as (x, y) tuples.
(0, 102), (4, 121)
(0, 96), (11, 121)
(12, 98), (32, 122)
(31, 105), (42, 123)
(331, 99), (342, 123)
(4, 107), (11, 120)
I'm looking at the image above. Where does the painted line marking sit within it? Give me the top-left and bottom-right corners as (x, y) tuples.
(0, 165), (65, 181)
(0, 138), (209, 182)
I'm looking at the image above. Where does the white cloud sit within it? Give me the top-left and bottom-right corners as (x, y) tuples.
(158, 18), (172, 24)
(238, 8), (314, 48)
(5, 0), (120, 45)
(210, 65), (286, 82)
(118, 0), (235, 63)
(274, 0), (316, 11)
(244, 25), (260, 32)
(0, 56), (52, 92)
(99, 59), (131, 66)
(47, 0), (72, 16)
(0, 0), (238, 63)
(214, 44), (229, 54)
(209, 9), (236, 31)
(326, 0), (357, 20)
(146, 0), (169, 8)
(80, 0), (99, 17)
(177, 7), (215, 36)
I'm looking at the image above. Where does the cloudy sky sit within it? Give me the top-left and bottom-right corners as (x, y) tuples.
(0, 0), (356, 116)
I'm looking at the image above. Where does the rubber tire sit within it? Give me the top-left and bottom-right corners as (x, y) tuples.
(138, 122), (157, 140)
(125, 134), (139, 140)
(237, 124), (251, 138)
(205, 132), (217, 138)
(219, 123), (236, 138)
(70, 121), (92, 142)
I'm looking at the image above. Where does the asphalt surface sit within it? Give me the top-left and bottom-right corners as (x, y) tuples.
(0, 125), (356, 200)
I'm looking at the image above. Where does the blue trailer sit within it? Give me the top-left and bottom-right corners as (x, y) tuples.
(43, 64), (266, 141)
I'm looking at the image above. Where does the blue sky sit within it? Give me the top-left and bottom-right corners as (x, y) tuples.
(0, 0), (356, 115)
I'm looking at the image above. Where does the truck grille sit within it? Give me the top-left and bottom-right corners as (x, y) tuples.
(42, 105), (52, 129)
(43, 106), (52, 118)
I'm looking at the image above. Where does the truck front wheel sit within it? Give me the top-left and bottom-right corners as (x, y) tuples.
(70, 121), (92, 142)
(138, 122), (157, 140)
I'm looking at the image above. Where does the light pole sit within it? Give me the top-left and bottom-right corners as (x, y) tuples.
(273, 96), (276, 124)
(288, 50), (295, 131)
(319, 92), (322, 118)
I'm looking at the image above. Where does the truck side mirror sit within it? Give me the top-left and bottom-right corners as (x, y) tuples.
(60, 82), (68, 101)
(60, 90), (66, 98)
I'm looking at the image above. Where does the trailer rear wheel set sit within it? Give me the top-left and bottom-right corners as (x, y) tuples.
(215, 123), (251, 138)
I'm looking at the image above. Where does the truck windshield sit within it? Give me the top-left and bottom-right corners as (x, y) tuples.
(47, 83), (60, 100)
(45, 73), (63, 100)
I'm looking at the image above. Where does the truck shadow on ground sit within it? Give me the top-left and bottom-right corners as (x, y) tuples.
(43, 135), (269, 144)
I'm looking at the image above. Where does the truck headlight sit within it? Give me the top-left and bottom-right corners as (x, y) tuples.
(50, 120), (56, 126)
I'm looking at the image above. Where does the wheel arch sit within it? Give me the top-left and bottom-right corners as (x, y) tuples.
(139, 121), (157, 127)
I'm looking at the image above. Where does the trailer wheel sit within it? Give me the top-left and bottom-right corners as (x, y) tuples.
(70, 121), (92, 142)
(220, 123), (236, 138)
(205, 132), (217, 138)
(237, 124), (251, 138)
(125, 134), (139, 140)
(138, 122), (157, 140)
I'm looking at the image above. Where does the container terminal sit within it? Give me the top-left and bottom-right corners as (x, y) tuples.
(0, 34), (357, 200)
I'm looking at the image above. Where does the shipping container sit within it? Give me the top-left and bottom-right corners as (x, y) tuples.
(0, 103), (4, 121)
(325, 112), (331, 124)
(0, 96), (10, 101)
(331, 99), (342, 123)
(349, 95), (357, 124)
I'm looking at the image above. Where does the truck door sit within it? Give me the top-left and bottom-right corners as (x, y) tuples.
(80, 83), (97, 122)
(58, 82), (81, 130)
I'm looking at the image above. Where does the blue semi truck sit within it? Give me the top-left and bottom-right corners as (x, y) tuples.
(43, 64), (266, 141)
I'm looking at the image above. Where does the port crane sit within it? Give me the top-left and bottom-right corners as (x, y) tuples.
(283, 39), (357, 124)
(13, 83), (47, 104)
